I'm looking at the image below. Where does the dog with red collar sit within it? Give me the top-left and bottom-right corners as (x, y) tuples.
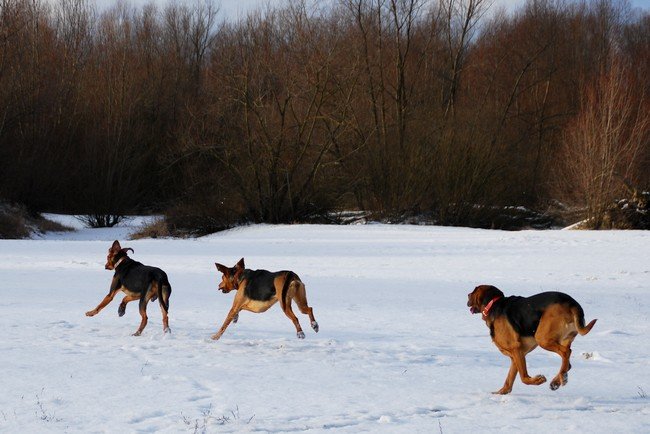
(467, 284), (596, 394)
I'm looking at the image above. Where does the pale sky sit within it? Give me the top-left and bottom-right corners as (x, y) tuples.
(92, 0), (650, 18)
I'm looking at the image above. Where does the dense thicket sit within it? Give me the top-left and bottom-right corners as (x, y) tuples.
(1, 0), (648, 231)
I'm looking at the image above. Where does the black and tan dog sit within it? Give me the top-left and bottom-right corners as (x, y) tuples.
(212, 258), (318, 340)
(467, 285), (597, 394)
(85, 240), (172, 336)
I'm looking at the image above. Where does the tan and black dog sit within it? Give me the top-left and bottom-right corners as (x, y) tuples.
(212, 258), (318, 340)
(467, 284), (596, 394)
(85, 240), (171, 336)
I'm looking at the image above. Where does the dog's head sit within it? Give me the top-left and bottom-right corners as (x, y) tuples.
(467, 285), (504, 315)
(105, 240), (133, 270)
(215, 258), (245, 293)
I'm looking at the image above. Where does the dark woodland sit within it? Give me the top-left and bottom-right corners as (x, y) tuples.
(1, 0), (648, 234)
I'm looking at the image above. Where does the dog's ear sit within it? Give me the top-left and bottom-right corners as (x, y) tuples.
(481, 285), (504, 306)
(111, 240), (121, 251)
(236, 258), (245, 270)
(215, 262), (228, 274)
(120, 247), (134, 255)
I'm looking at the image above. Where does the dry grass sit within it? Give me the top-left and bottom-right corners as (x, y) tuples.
(0, 203), (73, 239)
(36, 217), (73, 233)
(130, 218), (171, 239)
(0, 204), (30, 238)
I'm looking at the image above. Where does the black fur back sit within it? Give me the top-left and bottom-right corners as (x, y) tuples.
(115, 258), (170, 296)
(493, 291), (581, 337)
(242, 269), (288, 301)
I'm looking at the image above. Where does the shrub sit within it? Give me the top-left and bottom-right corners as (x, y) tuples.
(0, 203), (30, 238)
(75, 214), (126, 228)
(130, 218), (171, 239)
(0, 203), (73, 238)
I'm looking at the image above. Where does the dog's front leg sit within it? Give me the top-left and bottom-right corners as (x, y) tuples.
(494, 358), (518, 395)
(211, 305), (241, 340)
(118, 295), (139, 317)
(86, 278), (120, 317)
(512, 350), (546, 386)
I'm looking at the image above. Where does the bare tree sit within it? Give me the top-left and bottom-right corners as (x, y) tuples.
(0, 0), (648, 232)
(341, 0), (433, 215)
(438, 0), (492, 119)
(558, 58), (648, 228)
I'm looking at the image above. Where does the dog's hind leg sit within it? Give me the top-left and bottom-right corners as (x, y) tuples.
(158, 282), (171, 333)
(536, 306), (578, 390)
(541, 340), (572, 390)
(281, 280), (305, 338)
(133, 292), (149, 336)
(537, 335), (575, 390)
(159, 303), (170, 333)
(283, 298), (305, 339)
(293, 281), (318, 333)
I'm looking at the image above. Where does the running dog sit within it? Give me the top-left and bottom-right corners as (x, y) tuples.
(85, 240), (171, 335)
(467, 284), (597, 394)
(212, 258), (318, 340)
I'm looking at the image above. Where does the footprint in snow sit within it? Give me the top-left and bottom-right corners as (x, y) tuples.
(50, 320), (76, 329)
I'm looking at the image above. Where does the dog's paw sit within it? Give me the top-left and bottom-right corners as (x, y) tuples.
(163, 327), (171, 334)
(311, 321), (319, 332)
(534, 375), (547, 385)
(211, 333), (221, 340)
(493, 387), (512, 395)
(85, 310), (97, 317)
(550, 373), (568, 390)
(118, 304), (126, 317)
(132, 331), (142, 336)
(297, 331), (305, 339)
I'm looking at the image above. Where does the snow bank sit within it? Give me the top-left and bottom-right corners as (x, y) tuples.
(0, 224), (648, 432)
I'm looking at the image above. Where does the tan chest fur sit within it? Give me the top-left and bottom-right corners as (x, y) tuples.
(491, 317), (538, 354)
(120, 286), (140, 297)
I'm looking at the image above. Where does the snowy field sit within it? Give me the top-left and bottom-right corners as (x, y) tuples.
(0, 218), (649, 433)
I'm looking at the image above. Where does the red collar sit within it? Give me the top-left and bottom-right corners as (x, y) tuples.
(482, 296), (501, 317)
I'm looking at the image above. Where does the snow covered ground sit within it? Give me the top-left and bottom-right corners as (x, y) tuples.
(1, 219), (649, 433)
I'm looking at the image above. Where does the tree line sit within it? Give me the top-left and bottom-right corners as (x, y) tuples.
(1, 0), (648, 232)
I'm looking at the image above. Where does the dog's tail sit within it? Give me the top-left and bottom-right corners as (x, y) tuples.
(281, 271), (298, 310)
(158, 278), (171, 313)
(572, 305), (597, 335)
